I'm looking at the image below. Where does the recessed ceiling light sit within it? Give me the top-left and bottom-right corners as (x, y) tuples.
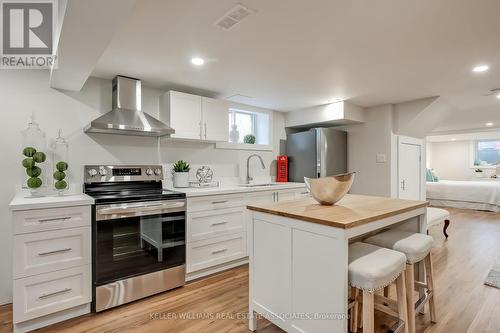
(451, 138), (457, 141)
(496, 93), (500, 99)
(472, 65), (489, 73)
(191, 57), (205, 66)
(486, 122), (494, 127)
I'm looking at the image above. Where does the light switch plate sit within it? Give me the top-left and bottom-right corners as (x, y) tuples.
(376, 153), (386, 163)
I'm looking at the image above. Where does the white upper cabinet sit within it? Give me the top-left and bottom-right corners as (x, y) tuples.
(160, 91), (202, 140)
(201, 97), (229, 141)
(160, 91), (228, 142)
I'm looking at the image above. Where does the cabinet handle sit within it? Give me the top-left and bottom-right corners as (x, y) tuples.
(39, 288), (72, 300)
(211, 221), (228, 226)
(300, 191), (309, 195)
(204, 122), (207, 140)
(211, 200), (227, 205)
(212, 248), (228, 255)
(199, 121), (203, 139)
(38, 248), (72, 256)
(275, 192), (279, 202)
(38, 217), (71, 223)
(401, 180), (406, 190)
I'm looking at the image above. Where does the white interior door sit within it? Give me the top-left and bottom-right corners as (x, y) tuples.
(398, 138), (423, 200)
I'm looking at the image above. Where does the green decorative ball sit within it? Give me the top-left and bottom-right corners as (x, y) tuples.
(56, 161), (68, 172)
(23, 147), (36, 157)
(22, 158), (35, 169)
(53, 171), (66, 181)
(27, 177), (42, 188)
(26, 166), (41, 177)
(55, 180), (67, 190)
(33, 151), (46, 163)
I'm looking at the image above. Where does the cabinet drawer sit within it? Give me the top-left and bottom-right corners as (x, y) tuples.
(13, 205), (91, 235)
(188, 207), (245, 242)
(187, 233), (246, 273)
(13, 265), (91, 323)
(187, 194), (245, 212)
(13, 227), (90, 279)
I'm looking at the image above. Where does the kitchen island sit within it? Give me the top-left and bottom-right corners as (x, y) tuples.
(247, 194), (428, 333)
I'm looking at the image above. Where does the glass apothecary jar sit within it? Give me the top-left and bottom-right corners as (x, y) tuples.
(21, 115), (48, 196)
(52, 129), (69, 195)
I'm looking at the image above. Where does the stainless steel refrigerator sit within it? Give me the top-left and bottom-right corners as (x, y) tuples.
(286, 128), (347, 182)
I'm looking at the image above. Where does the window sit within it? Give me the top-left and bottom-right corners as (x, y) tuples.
(228, 109), (256, 143)
(217, 107), (272, 150)
(474, 140), (500, 166)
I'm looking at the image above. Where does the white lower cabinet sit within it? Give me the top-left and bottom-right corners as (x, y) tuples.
(187, 233), (247, 273)
(13, 265), (91, 323)
(186, 186), (307, 279)
(11, 204), (92, 331)
(14, 226), (90, 279)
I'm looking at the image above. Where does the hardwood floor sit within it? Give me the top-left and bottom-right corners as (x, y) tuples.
(1, 208), (499, 333)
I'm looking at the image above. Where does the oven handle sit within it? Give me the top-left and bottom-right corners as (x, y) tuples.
(96, 200), (185, 220)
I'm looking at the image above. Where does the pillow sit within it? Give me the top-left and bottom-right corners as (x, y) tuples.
(426, 169), (435, 182)
(430, 169), (440, 182)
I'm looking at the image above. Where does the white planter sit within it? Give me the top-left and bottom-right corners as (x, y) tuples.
(173, 172), (189, 188)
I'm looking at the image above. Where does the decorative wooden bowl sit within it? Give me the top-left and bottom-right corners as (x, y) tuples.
(304, 172), (356, 205)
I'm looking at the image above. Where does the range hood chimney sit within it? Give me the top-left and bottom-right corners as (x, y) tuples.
(84, 76), (175, 137)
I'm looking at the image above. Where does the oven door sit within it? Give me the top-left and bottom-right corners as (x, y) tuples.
(94, 199), (186, 286)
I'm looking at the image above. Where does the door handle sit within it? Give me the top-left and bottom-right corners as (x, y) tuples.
(38, 217), (71, 223)
(38, 248), (72, 256)
(211, 221), (228, 226)
(39, 288), (72, 300)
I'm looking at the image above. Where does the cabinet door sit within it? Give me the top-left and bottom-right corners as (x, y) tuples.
(169, 91), (202, 140)
(201, 97), (229, 141)
(247, 191), (276, 205)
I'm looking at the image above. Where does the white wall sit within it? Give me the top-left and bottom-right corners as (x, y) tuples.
(427, 140), (495, 180)
(0, 70), (283, 304)
(344, 105), (395, 197)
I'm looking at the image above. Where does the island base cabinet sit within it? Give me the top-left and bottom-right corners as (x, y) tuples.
(249, 214), (348, 333)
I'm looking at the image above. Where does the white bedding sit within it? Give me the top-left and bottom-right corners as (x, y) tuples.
(426, 180), (500, 212)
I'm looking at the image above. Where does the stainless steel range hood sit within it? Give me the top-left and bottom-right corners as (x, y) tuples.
(84, 76), (175, 137)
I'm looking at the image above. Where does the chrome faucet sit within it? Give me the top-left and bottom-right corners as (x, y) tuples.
(246, 154), (266, 184)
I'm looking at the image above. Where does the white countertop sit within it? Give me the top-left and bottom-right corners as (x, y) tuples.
(9, 191), (94, 211)
(165, 182), (306, 197)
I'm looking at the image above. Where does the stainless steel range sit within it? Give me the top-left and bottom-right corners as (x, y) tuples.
(83, 165), (186, 312)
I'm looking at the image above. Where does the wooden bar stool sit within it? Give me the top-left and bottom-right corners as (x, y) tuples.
(348, 242), (409, 333)
(365, 231), (436, 333)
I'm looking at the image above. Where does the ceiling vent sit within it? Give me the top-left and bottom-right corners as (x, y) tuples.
(215, 4), (252, 30)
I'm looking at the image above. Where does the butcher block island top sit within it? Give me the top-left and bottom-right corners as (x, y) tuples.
(247, 193), (428, 229)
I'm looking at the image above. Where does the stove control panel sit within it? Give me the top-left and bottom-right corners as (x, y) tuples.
(84, 165), (163, 183)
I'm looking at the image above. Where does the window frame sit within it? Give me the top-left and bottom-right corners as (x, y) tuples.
(473, 139), (500, 167)
(228, 108), (257, 142)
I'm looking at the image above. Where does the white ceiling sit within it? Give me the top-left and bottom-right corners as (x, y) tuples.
(91, 0), (500, 128)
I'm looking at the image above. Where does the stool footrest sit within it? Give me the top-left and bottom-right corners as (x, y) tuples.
(415, 290), (433, 314)
(388, 319), (405, 333)
(415, 280), (428, 290)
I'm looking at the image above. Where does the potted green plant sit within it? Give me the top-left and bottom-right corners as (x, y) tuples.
(172, 160), (190, 188)
(244, 134), (256, 144)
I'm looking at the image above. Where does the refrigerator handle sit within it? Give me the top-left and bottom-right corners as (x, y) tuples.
(316, 129), (322, 178)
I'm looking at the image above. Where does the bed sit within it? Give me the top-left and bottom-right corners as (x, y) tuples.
(426, 180), (500, 212)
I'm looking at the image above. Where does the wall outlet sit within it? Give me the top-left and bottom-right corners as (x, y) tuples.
(376, 153), (387, 163)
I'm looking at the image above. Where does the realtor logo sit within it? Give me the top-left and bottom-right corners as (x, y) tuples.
(1, 0), (57, 68)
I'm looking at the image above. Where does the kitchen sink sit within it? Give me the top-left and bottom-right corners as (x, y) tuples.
(237, 183), (288, 187)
